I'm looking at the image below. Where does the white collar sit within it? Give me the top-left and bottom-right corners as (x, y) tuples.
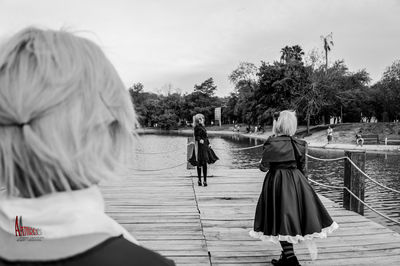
(0, 186), (138, 245)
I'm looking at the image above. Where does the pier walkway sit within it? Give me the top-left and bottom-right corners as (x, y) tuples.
(100, 168), (400, 265)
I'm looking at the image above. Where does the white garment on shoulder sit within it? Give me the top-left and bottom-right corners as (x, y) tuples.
(0, 186), (139, 245)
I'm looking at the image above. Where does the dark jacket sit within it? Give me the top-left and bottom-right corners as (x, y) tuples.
(259, 136), (307, 175)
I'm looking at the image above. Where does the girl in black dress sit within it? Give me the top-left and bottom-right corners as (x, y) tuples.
(189, 114), (218, 186)
(249, 111), (338, 266)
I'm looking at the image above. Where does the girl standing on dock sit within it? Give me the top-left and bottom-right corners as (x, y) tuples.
(189, 113), (218, 186)
(250, 110), (338, 266)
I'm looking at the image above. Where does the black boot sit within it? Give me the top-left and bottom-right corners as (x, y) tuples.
(271, 252), (286, 265)
(198, 179), (202, 186)
(271, 253), (301, 266)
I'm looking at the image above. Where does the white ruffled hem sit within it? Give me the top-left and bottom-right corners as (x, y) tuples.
(249, 221), (339, 244)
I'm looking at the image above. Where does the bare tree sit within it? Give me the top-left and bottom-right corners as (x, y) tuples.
(320, 32), (334, 70)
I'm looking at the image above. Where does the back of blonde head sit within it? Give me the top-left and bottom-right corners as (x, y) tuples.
(0, 27), (137, 198)
(274, 110), (297, 136)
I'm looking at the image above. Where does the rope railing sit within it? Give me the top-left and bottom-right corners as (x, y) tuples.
(306, 154), (348, 162)
(345, 156), (400, 194)
(129, 160), (262, 172)
(132, 143), (194, 155)
(133, 142), (263, 155)
(212, 144), (264, 151)
(306, 154), (400, 194)
(133, 147), (185, 155)
(216, 160), (262, 168)
(309, 178), (400, 226)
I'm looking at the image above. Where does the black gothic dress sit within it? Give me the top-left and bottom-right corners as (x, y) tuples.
(188, 125), (219, 166)
(250, 136), (338, 244)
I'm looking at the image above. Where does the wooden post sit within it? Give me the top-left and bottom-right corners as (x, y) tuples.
(343, 150), (366, 215)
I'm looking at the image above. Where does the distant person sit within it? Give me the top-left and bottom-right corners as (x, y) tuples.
(246, 125), (251, 133)
(327, 126), (333, 144)
(356, 130), (364, 147)
(0, 27), (174, 266)
(258, 124), (265, 133)
(188, 114), (219, 187)
(250, 111), (338, 266)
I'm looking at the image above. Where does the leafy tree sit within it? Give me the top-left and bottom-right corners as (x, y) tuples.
(194, 77), (217, 97)
(228, 62), (258, 85)
(222, 93), (239, 124)
(294, 66), (326, 133)
(129, 83), (144, 104)
(316, 61), (370, 123)
(236, 80), (257, 124)
(157, 112), (179, 129)
(280, 45), (305, 63)
(383, 60), (400, 81)
(372, 60), (400, 121)
(281, 45), (304, 63)
(184, 78), (222, 124)
(228, 62), (258, 124)
(256, 46), (309, 124)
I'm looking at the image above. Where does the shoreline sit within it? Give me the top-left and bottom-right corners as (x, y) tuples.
(137, 128), (400, 152)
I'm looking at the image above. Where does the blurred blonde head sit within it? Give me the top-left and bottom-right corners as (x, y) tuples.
(0, 27), (138, 198)
(274, 110), (297, 136)
(193, 113), (205, 126)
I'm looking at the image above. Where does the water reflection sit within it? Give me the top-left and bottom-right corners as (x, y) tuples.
(136, 133), (400, 233)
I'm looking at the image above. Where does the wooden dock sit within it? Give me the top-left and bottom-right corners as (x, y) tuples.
(100, 168), (400, 265)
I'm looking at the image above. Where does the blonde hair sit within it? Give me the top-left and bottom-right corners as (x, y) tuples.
(193, 113), (205, 127)
(0, 27), (138, 198)
(274, 110), (297, 136)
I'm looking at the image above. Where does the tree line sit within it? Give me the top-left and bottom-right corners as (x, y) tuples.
(129, 78), (221, 129)
(129, 45), (400, 131)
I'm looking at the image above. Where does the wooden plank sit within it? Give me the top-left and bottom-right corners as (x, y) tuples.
(100, 167), (400, 265)
(100, 168), (210, 266)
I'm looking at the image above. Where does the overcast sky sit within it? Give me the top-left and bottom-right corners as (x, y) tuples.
(1, 0), (399, 96)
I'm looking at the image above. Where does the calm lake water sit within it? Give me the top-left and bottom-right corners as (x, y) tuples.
(134, 132), (400, 233)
